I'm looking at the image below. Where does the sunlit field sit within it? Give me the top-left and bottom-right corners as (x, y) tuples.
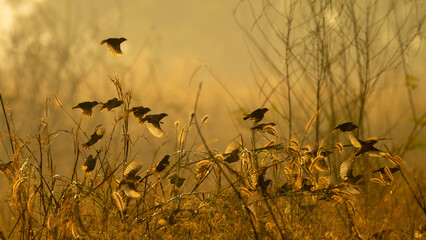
(0, 1), (425, 239)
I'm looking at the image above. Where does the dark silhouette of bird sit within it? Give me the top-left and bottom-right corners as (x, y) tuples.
(155, 155), (170, 173)
(332, 122), (358, 132)
(141, 113), (168, 138)
(222, 140), (241, 163)
(257, 168), (272, 194)
(168, 174), (185, 188)
(130, 106), (151, 124)
(100, 37), (127, 56)
(243, 108), (268, 122)
(100, 98), (123, 112)
(349, 133), (385, 157)
(73, 101), (99, 117)
(119, 160), (143, 198)
(340, 159), (363, 184)
(82, 154), (97, 173)
(82, 125), (105, 150)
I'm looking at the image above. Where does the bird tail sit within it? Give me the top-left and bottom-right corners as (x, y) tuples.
(242, 114), (249, 120)
(100, 39), (107, 45)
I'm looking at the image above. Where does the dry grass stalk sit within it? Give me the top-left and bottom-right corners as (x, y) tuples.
(305, 109), (321, 131)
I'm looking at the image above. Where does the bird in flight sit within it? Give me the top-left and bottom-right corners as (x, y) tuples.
(100, 37), (127, 56)
(73, 101), (99, 117)
(243, 108), (269, 122)
(332, 122), (358, 133)
(141, 113), (168, 138)
(340, 159), (363, 184)
(100, 98), (123, 112)
(349, 133), (386, 157)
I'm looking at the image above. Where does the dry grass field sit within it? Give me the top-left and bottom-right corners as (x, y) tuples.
(0, 0), (426, 239)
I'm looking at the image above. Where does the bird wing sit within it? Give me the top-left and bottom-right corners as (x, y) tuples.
(124, 160), (143, 177)
(106, 43), (123, 56)
(340, 160), (352, 180)
(146, 122), (165, 138)
(122, 186), (142, 198)
(349, 133), (361, 148)
(82, 108), (93, 117)
(225, 140), (241, 154)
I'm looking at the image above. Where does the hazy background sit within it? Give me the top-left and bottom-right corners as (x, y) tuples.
(0, 0), (425, 175)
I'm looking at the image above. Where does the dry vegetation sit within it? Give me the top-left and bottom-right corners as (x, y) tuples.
(1, 0), (426, 239)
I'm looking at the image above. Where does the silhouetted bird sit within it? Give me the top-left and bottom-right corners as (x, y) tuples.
(155, 155), (170, 173)
(82, 125), (105, 150)
(119, 160), (143, 198)
(141, 113), (168, 138)
(82, 154), (97, 173)
(340, 159), (363, 184)
(349, 133), (384, 157)
(243, 108), (268, 122)
(168, 174), (185, 188)
(222, 140), (241, 163)
(130, 106), (151, 124)
(100, 37), (127, 56)
(332, 122), (358, 132)
(257, 168), (272, 194)
(73, 101), (99, 117)
(100, 98), (123, 112)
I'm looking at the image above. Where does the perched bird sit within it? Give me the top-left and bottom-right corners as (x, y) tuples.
(340, 159), (363, 184)
(82, 154), (97, 173)
(332, 122), (358, 133)
(251, 122), (279, 137)
(155, 155), (170, 173)
(82, 125), (105, 150)
(243, 108), (269, 122)
(73, 101), (99, 117)
(119, 160), (143, 198)
(141, 113), (168, 138)
(100, 98), (123, 112)
(100, 37), (127, 56)
(349, 133), (385, 157)
(168, 174), (185, 188)
(130, 106), (151, 123)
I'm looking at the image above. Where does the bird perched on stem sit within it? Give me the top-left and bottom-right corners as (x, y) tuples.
(73, 101), (99, 117)
(243, 108), (268, 122)
(100, 37), (127, 56)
